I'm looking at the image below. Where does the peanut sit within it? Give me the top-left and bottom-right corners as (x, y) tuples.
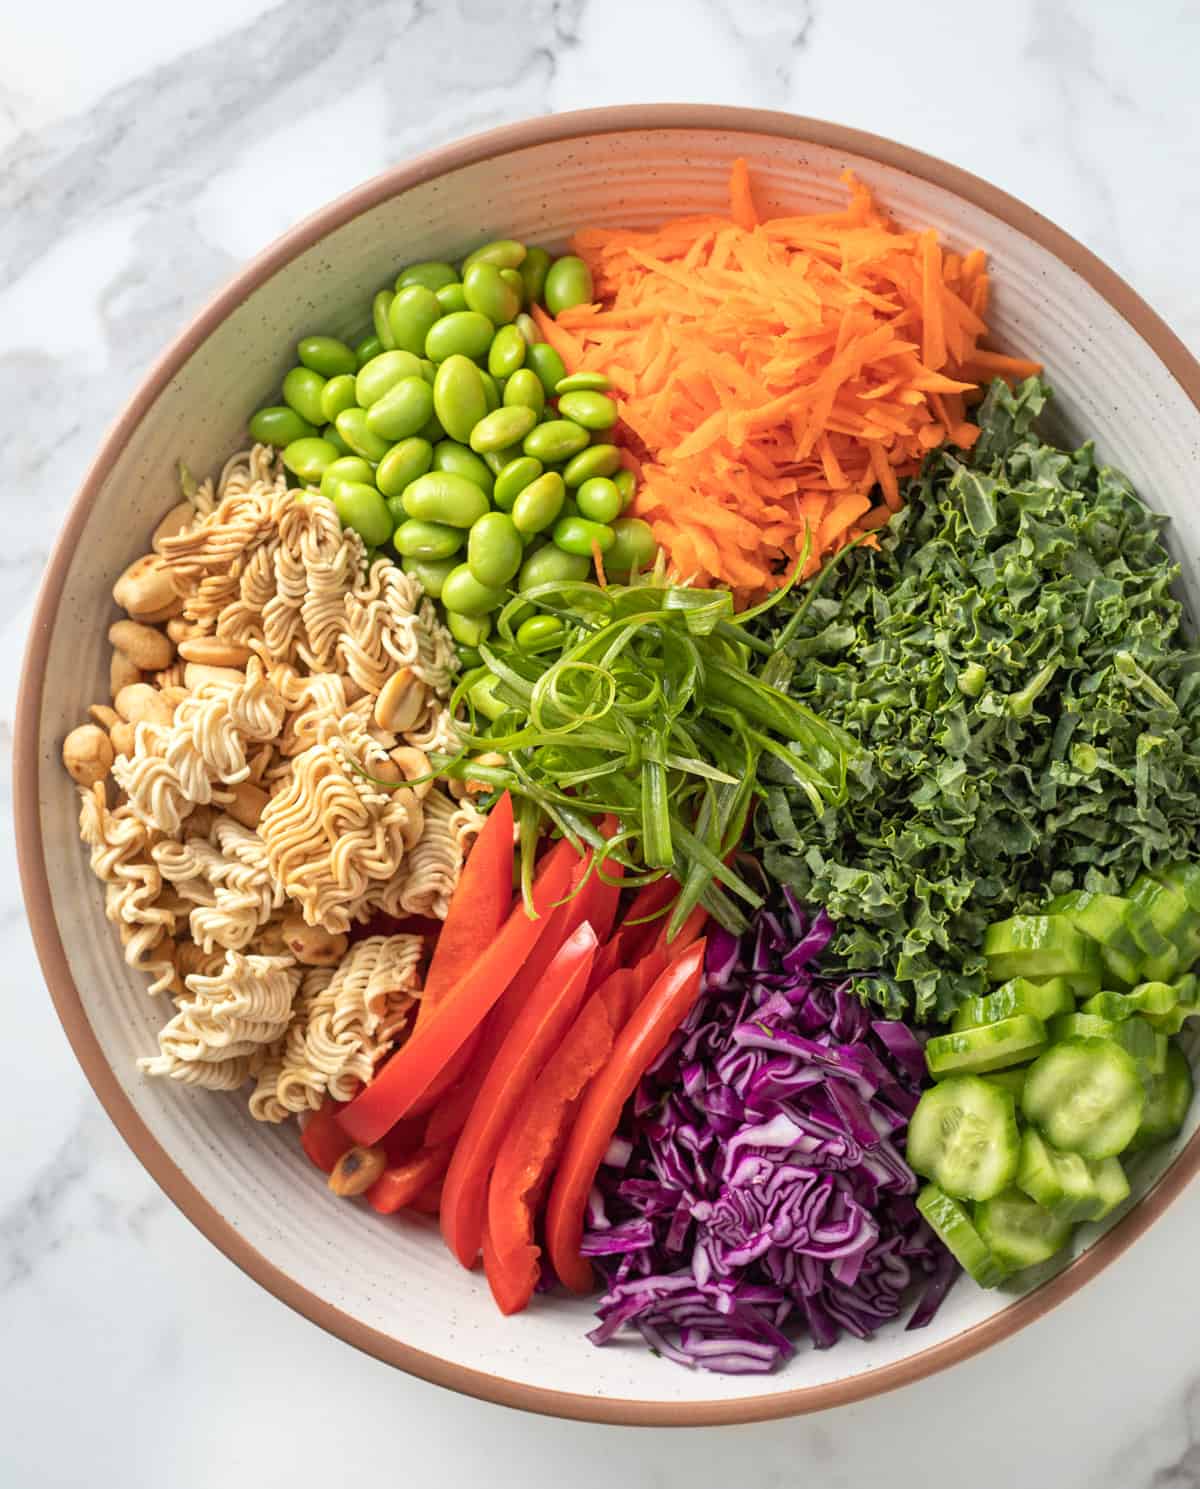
(225, 780), (269, 829)
(110, 651), (141, 698)
(388, 746), (433, 800)
(280, 912), (349, 967)
(62, 724), (115, 787)
(88, 704), (120, 729)
(151, 501), (195, 552)
(109, 721), (136, 757)
(112, 554), (179, 621)
(184, 662), (244, 692)
(327, 1145), (387, 1198)
(115, 683), (174, 728)
(177, 636), (252, 668)
(108, 619), (174, 672)
(166, 616), (201, 644)
(373, 667), (425, 733)
(465, 750), (506, 795)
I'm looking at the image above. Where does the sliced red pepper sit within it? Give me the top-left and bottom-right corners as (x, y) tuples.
(587, 875), (680, 993)
(365, 1142), (453, 1215)
(406, 1179), (444, 1216)
(340, 838), (577, 1146)
(299, 1099), (352, 1174)
(423, 1072), (480, 1147)
(545, 938), (707, 1294)
(440, 922), (598, 1268)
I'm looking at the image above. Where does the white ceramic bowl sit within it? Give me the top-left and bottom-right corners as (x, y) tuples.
(17, 106), (1200, 1425)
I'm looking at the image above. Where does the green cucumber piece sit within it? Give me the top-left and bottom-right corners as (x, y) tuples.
(1089, 1157), (1131, 1220)
(1081, 982), (1179, 1022)
(1126, 1044), (1194, 1151)
(951, 977), (1074, 1032)
(973, 1188), (1073, 1273)
(1047, 889), (1142, 968)
(1021, 1037), (1145, 1160)
(907, 1075), (1020, 1201)
(925, 1014), (1048, 1077)
(1049, 1011), (1118, 1043)
(1152, 861), (1200, 914)
(983, 915), (1103, 987)
(1146, 975), (1200, 1034)
(1127, 875), (1194, 980)
(1016, 1129), (1111, 1222)
(982, 1068), (1029, 1100)
(1109, 1015), (1168, 1079)
(916, 1184), (1008, 1288)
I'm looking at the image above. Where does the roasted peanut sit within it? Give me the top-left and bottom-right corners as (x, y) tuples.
(115, 682), (175, 728)
(88, 703), (120, 729)
(166, 616), (200, 644)
(112, 554), (179, 620)
(151, 501), (195, 552)
(465, 750), (507, 795)
(225, 780), (269, 829)
(62, 724), (114, 787)
(109, 720), (136, 757)
(177, 636), (252, 668)
(280, 912), (349, 967)
(110, 650), (141, 698)
(108, 619), (174, 671)
(388, 746), (434, 800)
(328, 1145), (387, 1198)
(184, 662), (244, 692)
(373, 667), (425, 733)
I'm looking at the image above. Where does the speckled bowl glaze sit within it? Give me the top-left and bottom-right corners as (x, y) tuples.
(16, 107), (1200, 1425)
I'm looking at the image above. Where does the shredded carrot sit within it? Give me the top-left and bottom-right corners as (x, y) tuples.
(550, 159), (1040, 594)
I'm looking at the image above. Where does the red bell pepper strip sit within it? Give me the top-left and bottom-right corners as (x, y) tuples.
(482, 1225), (536, 1316)
(406, 1179), (444, 1216)
(423, 1072), (480, 1147)
(546, 938), (707, 1294)
(440, 922), (599, 1267)
(299, 1100), (353, 1174)
(365, 1142), (453, 1215)
(340, 839), (578, 1146)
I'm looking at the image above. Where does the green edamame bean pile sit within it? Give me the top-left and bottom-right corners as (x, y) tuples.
(248, 239), (658, 660)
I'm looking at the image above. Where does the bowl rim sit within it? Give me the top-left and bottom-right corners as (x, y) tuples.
(15, 102), (1200, 1427)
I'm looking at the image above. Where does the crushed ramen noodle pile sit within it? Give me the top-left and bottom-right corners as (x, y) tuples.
(62, 446), (489, 1123)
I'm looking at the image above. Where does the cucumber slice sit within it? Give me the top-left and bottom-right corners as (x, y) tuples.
(974, 1188), (1073, 1272)
(1049, 1011), (1118, 1042)
(1047, 889), (1142, 972)
(916, 1183), (1008, 1288)
(907, 1076), (1020, 1201)
(1147, 976), (1200, 1035)
(926, 1015), (1048, 1077)
(1089, 1157), (1131, 1220)
(982, 1068), (1029, 1100)
(1110, 1015), (1168, 1079)
(951, 977), (1074, 1032)
(1127, 875), (1193, 980)
(1152, 862), (1200, 915)
(984, 915), (1102, 987)
(1021, 1037), (1145, 1159)
(1126, 1044), (1194, 1151)
(1081, 983), (1179, 1022)
(1016, 1129), (1111, 1221)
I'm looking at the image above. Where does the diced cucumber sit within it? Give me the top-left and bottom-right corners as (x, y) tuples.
(984, 915), (1103, 988)
(1089, 1157), (1131, 1220)
(1127, 875), (1195, 981)
(951, 977), (1074, 1032)
(1047, 890), (1142, 981)
(925, 1014), (1048, 1077)
(1126, 1044), (1194, 1152)
(1049, 1011), (1118, 1042)
(1147, 976), (1200, 1035)
(907, 1075), (1020, 1202)
(916, 1183), (1009, 1288)
(982, 1068), (1029, 1100)
(1081, 983), (1179, 1022)
(1021, 1037), (1145, 1159)
(1110, 1015), (1168, 1079)
(1152, 862), (1200, 914)
(1016, 1129), (1111, 1222)
(974, 1188), (1073, 1272)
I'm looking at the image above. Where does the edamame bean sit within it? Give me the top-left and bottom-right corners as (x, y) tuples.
(576, 476), (622, 523)
(518, 544), (590, 590)
(249, 405), (318, 447)
(544, 255), (594, 315)
(562, 443), (621, 486)
(553, 515), (614, 556)
(333, 483), (394, 547)
(526, 342), (567, 396)
(463, 262), (521, 326)
(462, 239), (527, 272)
(519, 247), (552, 307)
(433, 355), (488, 444)
(402, 470), (490, 527)
(321, 456), (376, 499)
(365, 376), (435, 441)
(396, 260), (458, 293)
(393, 518), (464, 560)
(479, 370), (501, 412)
(433, 440), (494, 496)
(320, 373), (358, 422)
(511, 471), (565, 534)
(372, 289), (397, 350)
(606, 517), (657, 574)
(298, 335), (357, 378)
(354, 334), (384, 367)
(418, 411), (446, 443)
(558, 390), (618, 430)
(488, 324), (527, 379)
(470, 405), (537, 455)
(401, 554), (458, 599)
(419, 358), (437, 384)
(282, 366), (328, 427)
(387, 285), (442, 357)
(467, 512), (523, 587)
(335, 407), (392, 462)
(425, 310), (494, 362)
(441, 563), (507, 616)
(493, 455), (543, 511)
(435, 282), (468, 314)
(355, 349), (424, 406)
(499, 267), (526, 305)
(282, 436), (340, 484)
(556, 371), (611, 394)
(446, 611), (491, 648)
(614, 468), (636, 510)
(516, 614), (564, 653)
(376, 437), (433, 497)
(322, 422), (353, 457)
(524, 419), (589, 463)
(502, 368), (545, 416)
(482, 448), (519, 476)
(515, 312), (541, 345)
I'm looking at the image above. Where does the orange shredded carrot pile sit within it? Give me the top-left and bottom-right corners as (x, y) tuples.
(539, 162), (1041, 594)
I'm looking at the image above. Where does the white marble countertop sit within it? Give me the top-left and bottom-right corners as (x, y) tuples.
(5, 1), (1200, 1484)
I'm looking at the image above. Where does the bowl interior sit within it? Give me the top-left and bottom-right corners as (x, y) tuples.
(26, 118), (1200, 1420)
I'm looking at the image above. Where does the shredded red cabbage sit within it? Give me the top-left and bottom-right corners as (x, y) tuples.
(582, 896), (957, 1373)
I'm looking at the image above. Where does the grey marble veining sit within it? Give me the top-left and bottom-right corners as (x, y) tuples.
(4, 1), (1200, 1484)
